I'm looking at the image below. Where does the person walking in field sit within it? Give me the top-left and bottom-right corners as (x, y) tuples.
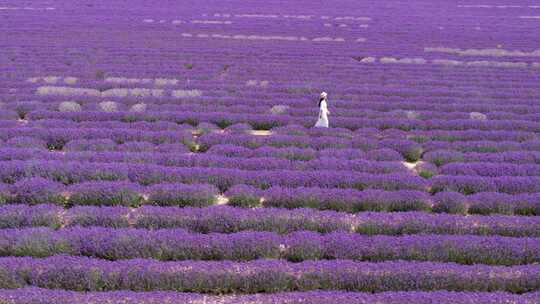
(314, 91), (330, 128)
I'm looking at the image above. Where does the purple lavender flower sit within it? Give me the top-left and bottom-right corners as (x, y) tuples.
(432, 191), (468, 215)
(10, 177), (66, 205)
(146, 183), (218, 207)
(225, 184), (262, 207)
(67, 181), (143, 207)
(5, 137), (47, 150)
(380, 139), (423, 162)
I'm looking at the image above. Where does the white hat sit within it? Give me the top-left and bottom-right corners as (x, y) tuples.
(320, 92), (328, 99)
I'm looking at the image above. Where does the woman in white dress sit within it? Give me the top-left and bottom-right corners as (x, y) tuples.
(314, 91), (330, 128)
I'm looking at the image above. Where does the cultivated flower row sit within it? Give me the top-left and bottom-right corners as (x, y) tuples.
(3, 123), (537, 157)
(1, 140), (190, 154)
(0, 129), (399, 154)
(17, 89), (540, 113)
(2, 204), (539, 237)
(1, 119), (188, 132)
(1, 179), (216, 207)
(257, 186), (539, 214)
(197, 133), (423, 157)
(0, 256), (537, 293)
(5, 125), (536, 160)
(0, 146), (403, 163)
(1, 177), (538, 214)
(0, 127), (194, 149)
(0, 161), (428, 191)
(6, 98), (540, 130)
(440, 162), (540, 177)
(424, 150), (540, 166)
(0, 149), (407, 173)
(1, 227), (538, 264)
(431, 175), (540, 195)
(24, 109), (540, 133)
(422, 140), (540, 153)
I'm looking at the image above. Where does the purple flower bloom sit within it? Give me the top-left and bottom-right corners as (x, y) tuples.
(146, 183), (218, 207)
(10, 177), (66, 205)
(68, 181), (143, 207)
(225, 184), (262, 207)
(432, 191), (468, 215)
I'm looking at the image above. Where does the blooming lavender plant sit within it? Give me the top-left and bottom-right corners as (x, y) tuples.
(146, 183), (218, 207)
(225, 184), (262, 207)
(67, 181), (143, 207)
(432, 191), (468, 215)
(9, 177), (66, 205)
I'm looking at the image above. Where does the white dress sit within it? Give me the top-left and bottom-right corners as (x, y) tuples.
(314, 99), (329, 128)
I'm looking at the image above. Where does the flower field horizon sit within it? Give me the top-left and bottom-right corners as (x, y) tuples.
(0, 0), (539, 303)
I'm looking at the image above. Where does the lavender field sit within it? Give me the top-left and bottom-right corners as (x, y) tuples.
(1, 0), (540, 303)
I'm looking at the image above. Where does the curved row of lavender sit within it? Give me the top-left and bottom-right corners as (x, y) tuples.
(1, 0), (539, 302)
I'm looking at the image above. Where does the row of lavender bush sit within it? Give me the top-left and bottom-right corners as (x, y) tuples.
(197, 133), (423, 159)
(1, 227), (537, 264)
(430, 175), (540, 195)
(425, 150), (540, 166)
(0, 161), (428, 191)
(9, 97), (540, 125)
(1, 288), (538, 304)
(2, 160), (539, 196)
(3, 128), (539, 159)
(25, 109), (540, 133)
(440, 162), (540, 177)
(228, 186), (539, 215)
(208, 145), (539, 163)
(198, 134), (539, 158)
(2, 204), (538, 237)
(0, 256), (537, 293)
(422, 140), (540, 154)
(19, 90), (540, 111)
(0, 149), (408, 174)
(5, 136), (540, 167)
(0, 146), (403, 162)
(6, 117), (538, 143)
(1, 128), (422, 161)
(1, 179), (538, 215)
(5, 146), (540, 179)
(6, 204), (540, 236)
(0, 140), (190, 154)
(0, 127), (194, 150)
(0, 179), (216, 207)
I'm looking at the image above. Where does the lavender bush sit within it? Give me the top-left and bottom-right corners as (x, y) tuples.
(263, 187), (430, 212)
(9, 178), (66, 205)
(225, 184), (262, 207)
(146, 183), (218, 207)
(432, 191), (468, 215)
(67, 181), (143, 207)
